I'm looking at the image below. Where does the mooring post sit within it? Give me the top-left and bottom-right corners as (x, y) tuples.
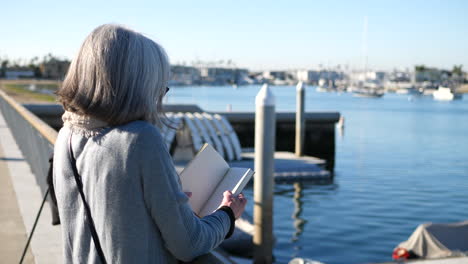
(254, 84), (276, 264)
(295, 81), (305, 156)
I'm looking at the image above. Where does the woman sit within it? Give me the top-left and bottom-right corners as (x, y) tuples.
(53, 24), (247, 263)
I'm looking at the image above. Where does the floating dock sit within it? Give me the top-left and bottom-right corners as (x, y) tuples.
(232, 151), (330, 182)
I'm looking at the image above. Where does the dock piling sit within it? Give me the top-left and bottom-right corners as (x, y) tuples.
(295, 81), (305, 156)
(253, 84), (276, 263)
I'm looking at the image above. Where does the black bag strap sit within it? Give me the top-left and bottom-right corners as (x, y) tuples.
(46, 154), (61, 225)
(68, 134), (107, 264)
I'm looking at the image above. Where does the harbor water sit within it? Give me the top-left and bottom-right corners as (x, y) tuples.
(166, 85), (468, 264)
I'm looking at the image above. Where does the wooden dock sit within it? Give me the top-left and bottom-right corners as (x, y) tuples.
(231, 151), (331, 183)
(174, 150), (331, 183)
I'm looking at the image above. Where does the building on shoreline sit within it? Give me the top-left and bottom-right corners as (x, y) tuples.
(39, 58), (70, 80)
(2, 58), (466, 89)
(296, 70), (321, 84)
(169, 65), (251, 86)
(170, 65), (201, 86)
(199, 67), (250, 85)
(4, 68), (35, 79)
(261, 70), (296, 85)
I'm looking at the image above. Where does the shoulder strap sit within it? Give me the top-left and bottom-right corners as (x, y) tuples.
(68, 134), (107, 264)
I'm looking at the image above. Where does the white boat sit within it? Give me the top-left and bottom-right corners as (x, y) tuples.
(316, 79), (336, 92)
(318, 78), (327, 87)
(393, 221), (468, 261)
(433, 86), (463, 101)
(352, 81), (385, 98)
(316, 86), (329, 92)
(353, 89), (384, 98)
(396, 87), (421, 95)
(351, 80), (385, 98)
(272, 79), (288, 86)
(423, 89), (437, 96)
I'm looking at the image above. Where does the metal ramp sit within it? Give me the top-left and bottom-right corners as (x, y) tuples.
(161, 112), (242, 162)
(163, 112), (332, 183)
(161, 112), (182, 150)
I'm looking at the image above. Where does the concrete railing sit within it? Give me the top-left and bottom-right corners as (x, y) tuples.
(0, 90), (61, 262)
(0, 91), (57, 196)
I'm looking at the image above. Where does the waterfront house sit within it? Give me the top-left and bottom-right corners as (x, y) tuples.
(296, 69), (321, 85)
(415, 67), (450, 83)
(199, 67), (249, 85)
(170, 65), (201, 85)
(39, 58), (70, 80)
(262, 71), (286, 82)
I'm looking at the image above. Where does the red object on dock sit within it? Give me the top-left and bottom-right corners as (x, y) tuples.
(392, 247), (410, 260)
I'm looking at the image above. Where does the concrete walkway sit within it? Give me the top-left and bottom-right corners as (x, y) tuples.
(0, 111), (62, 263)
(0, 142), (34, 263)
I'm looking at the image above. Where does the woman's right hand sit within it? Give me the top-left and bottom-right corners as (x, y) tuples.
(219, 190), (247, 219)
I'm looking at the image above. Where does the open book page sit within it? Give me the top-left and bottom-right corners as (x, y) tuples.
(199, 167), (254, 217)
(179, 145), (230, 214)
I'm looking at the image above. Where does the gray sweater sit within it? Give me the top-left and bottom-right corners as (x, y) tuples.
(53, 120), (231, 263)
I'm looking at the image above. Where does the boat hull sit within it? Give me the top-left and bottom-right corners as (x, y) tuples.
(433, 88), (463, 101)
(353, 91), (384, 98)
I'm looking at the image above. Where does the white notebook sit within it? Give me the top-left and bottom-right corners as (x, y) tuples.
(179, 144), (254, 217)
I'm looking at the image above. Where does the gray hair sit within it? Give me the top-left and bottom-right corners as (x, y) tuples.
(58, 24), (170, 127)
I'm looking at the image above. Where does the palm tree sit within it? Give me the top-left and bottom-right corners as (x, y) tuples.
(415, 65), (427, 72)
(0, 59), (9, 77)
(452, 65), (463, 76)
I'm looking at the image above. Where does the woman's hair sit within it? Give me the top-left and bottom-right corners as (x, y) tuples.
(57, 24), (170, 126)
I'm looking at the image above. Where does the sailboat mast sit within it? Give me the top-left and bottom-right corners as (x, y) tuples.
(362, 16), (368, 76)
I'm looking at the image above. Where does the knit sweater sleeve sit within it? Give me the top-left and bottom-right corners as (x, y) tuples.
(136, 124), (231, 261)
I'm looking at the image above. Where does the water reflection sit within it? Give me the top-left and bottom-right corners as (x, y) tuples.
(337, 116), (345, 139)
(291, 182), (307, 242)
(338, 124), (345, 139)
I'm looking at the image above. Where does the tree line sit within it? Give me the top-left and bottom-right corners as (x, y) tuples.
(0, 53), (71, 79)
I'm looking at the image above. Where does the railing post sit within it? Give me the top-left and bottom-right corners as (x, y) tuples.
(254, 84), (275, 264)
(295, 81), (305, 156)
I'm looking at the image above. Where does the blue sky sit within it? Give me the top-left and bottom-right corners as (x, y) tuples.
(1, 0), (467, 71)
